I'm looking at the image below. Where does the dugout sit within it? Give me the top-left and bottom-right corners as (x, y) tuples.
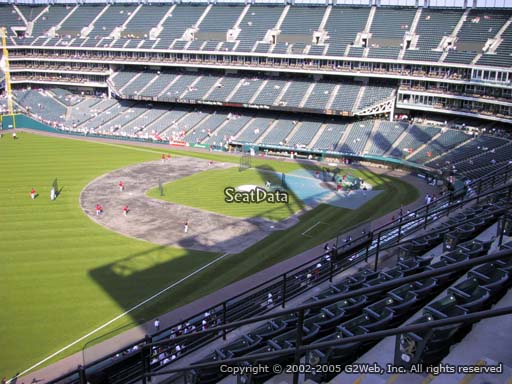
(335, 174), (362, 190)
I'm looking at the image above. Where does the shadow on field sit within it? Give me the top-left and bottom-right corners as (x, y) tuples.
(86, 157), (400, 360)
(86, 244), (207, 362)
(85, 160), (317, 349)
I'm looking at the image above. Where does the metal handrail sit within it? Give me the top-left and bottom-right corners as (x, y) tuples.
(142, 248), (512, 384)
(47, 163), (512, 384)
(145, 248), (512, 349)
(148, 305), (512, 377)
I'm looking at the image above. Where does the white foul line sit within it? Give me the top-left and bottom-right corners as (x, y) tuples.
(301, 221), (328, 237)
(11, 251), (232, 383)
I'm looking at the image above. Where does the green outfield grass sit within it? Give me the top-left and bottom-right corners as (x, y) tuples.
(147, 167), (304, 221)
(0, 133), (217, 377)
(0, 132), (419, 378)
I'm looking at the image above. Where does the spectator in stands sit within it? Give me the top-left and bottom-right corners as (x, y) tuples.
(306, 272), (313, 286)
(158, 351), (166, 366)
(314, 263), (322, 279)
(267, 293), (273, 307)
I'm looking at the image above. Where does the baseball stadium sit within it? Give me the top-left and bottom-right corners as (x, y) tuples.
(1, 0), (512, 383)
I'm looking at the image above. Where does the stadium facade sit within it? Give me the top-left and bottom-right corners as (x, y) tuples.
(0, 0), (511, 125)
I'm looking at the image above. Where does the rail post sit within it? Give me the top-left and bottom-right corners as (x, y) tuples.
(78, 365), (86, 384)
(282, 273), (287, 308)
(292, 309), (305, 384)
(222, 302), (227, 340)
(374, 232), (382, 272)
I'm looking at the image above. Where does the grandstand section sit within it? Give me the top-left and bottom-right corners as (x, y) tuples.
(2, 2), (511, 122)
(11, 90), (512, 183)
(108, 69), (398, 116)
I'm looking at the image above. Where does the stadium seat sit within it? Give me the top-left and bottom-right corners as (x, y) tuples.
(187, 350), (234, 384)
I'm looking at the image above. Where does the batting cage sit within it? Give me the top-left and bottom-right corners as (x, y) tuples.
(239, 153), (252, 172)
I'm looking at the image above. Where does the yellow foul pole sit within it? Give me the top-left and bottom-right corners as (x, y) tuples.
(1, 26), (15, 128)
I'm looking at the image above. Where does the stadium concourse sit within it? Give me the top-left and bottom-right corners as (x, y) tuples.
(1, 0), (512, 382)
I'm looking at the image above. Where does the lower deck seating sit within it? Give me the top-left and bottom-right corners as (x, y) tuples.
(338, 120), (374, 154)
(14, 89), (512, 183)
(14, 89), (67, 123)
(313, 122), (347, 151)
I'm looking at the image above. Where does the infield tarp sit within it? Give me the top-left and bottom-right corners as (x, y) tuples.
(284, 169), (382, 210)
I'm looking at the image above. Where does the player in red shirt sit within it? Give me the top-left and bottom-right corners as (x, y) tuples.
(30, 188), (36, 199)
(161, 154), (166, 163)
(167, 154), (172, 160)
(119, 181), (124, 192)
(123, 205), (129, 216)
(95, 204), (102, 215)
